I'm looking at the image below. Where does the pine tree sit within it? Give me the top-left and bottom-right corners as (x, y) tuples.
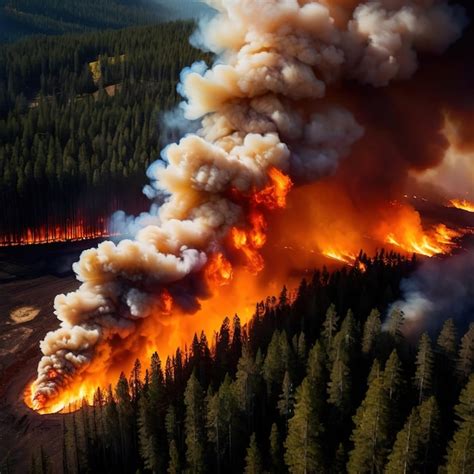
(278, 371), (295, 426)
(385, 409), (420, 474)
(457, 323), (474, 383)
(362, 309), (381, 356)
(284, 378), (324, 473)
(444, 375), (474, 474)
(269, 423), (283, 473)
(437, 319), (457, 363)
(347, 375), (391, 473)
(383, 350), (403, 403)
(234, 343), (262, 428)
(207, 374), (239, 471)
(414, 333), (434, 403)
(244, 433), (262, 474)
(417, 396), (440, 472)
(184, 371), (206, 474)
(322, 304), (339, 352)
(327, 357), (351, 418)
(306, 341), (326, 414)
(167, 440), (180, 474)
(263, 330), (291, 395)
(436, 319), (458, 404)
(385, 308), (405, 349)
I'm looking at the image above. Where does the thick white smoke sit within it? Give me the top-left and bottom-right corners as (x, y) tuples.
(30, 0), (467, 411)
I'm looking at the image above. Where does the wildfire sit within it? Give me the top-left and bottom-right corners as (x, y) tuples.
(205, 253), (234, 287)
(449, 198), (474, 213)
(160, 289), (174, 314)
(0, 221), (111, 247)
(384, 223), (462, 257)
(231, 212), (266, 274)
(323, 249), (366, 271)
(252, 167), (293, 210)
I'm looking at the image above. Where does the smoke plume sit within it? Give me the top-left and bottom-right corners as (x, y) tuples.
(390, 248), (474, 337)
(29, 0), (467, 412)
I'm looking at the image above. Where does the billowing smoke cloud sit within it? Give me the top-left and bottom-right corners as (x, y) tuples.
(390, 248), (474, 337)
(29, 0), (467, 412)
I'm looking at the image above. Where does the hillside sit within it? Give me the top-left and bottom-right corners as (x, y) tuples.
(0, 22), (211, 246)
(0, 0), (170, 43)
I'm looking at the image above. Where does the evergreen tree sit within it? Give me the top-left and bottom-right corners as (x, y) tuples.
(417, 396), (440, 472)
(184, 371), (206, 474)
(263, 330), (291, 395)
(385, 409), (420, 474)
(278, 371), (295, 426)
(284, 378), (324, 473)
(327, 358), (351, 418)
(347, 375), (391, 473)
(383, 350), (403, 404)
(244, 433), (262, 474)
(414, 333), (434, 404)
(361, 309), (381, 356)
(444, 375), (474, 474)
(322, 304), (339, 352)
(457, 323), (474, 383)
(269, 423), (283, 473)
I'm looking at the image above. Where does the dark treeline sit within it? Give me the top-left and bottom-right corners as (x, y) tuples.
(0, 0), (168, 43)
(0, 22), (210, 244)
(29, 252), (474, 473)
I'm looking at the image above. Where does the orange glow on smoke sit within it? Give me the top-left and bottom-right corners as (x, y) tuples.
(0, 220), (111, 247)
(449, 198), (474, 213)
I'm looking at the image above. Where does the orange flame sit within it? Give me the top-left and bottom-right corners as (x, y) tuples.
(205, 253), (234, 287)
(449, 198), (474, 213)
(231, 211), (267, 273)
(0, 220), (112, 247)
(323, 249), (366, 270)
(252, 167), (293, 210)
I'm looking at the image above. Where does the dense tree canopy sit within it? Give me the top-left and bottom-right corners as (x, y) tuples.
(0, 22), (210, 244)
(23, 253), (473, 474)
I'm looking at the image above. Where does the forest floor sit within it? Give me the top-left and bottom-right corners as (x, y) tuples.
(0, 242), (96, 473)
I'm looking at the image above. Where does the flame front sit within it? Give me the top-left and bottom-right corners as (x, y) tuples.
(449, 199), (474, 213)
(0, 220), (111, 247)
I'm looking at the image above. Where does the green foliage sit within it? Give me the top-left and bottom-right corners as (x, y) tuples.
(414, 333), (434, 403)
(0, 21), (209, 242)
(244, 433), (262, 474)
(457, 323), (474, 383)
(49, 256), (470, 474)
(361, 309), (381, 356)
(347, 373), (391, 473)
(284, 378), (324, 473)
(445, 375), (474, 474)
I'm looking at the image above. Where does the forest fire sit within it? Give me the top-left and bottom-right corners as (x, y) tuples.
(449, 198), (474, 213)
(0, 220), (111, 247)
(25, 0), (472, 416)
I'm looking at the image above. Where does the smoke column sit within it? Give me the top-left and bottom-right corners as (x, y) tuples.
(29, 0), (467, 412)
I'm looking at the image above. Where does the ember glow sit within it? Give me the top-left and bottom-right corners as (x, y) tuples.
(449, 198), (474, 213)
(27, 0), (470, 414)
